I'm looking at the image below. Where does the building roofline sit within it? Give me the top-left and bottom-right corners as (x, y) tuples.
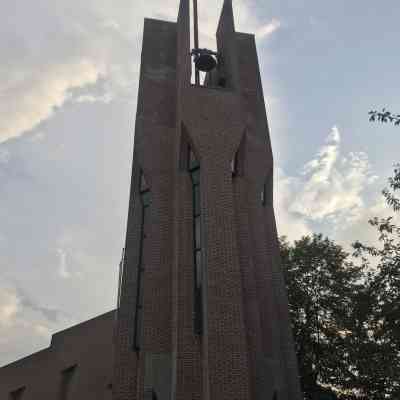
(0, 309), (116, 370)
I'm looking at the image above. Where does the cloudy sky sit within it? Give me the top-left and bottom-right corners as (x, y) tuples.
(0, 0), (399, 366)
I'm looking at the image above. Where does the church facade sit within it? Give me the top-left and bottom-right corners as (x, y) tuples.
(0, 1), (301, 399)
(114, 1), (300, 399)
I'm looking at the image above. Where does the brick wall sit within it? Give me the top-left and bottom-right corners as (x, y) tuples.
(0, 311), (115, 400)
(113, 1), (302, 400)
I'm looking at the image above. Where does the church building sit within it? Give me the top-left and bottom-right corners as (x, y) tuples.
(0, 1), (301, 399)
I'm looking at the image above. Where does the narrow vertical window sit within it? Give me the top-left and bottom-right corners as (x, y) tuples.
(262, 170), (273, 207)
(231, 151), (238, 177)
(106, 383), (113, 400)
(60, 365), (77, 400)
(188, 147), (203, 334)
(261, 183), (266, 206)
(9, 387), (25, 400)
(117, 247), (125, 310)
(231, 134), (246, 177)
(134, 171), (151, 351)
(144, 388), (158, 400)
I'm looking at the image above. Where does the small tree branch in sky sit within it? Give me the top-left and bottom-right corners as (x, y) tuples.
(369, 109), (400, 126)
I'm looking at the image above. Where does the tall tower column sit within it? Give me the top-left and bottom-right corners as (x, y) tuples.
(113, 1), (302, 399)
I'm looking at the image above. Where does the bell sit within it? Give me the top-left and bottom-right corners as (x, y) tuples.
(195, 53), (217, 72)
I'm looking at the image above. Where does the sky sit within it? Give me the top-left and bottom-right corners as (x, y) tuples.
(0, 0), (399, 367)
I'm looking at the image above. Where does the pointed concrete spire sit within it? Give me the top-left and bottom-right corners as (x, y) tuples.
(178, 0), (190, 24)
(177, 0), (191, 85)
(216, 0), (239, 89)
(217, 0), (236, 34)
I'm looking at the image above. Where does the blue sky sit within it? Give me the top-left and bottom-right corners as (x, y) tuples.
(0, 0), (399, 366)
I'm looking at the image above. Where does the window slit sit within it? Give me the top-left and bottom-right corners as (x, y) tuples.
(188, 147), (203, 334)
(262, 170), (273, 207)
(134, 171), (151, 351)
(60, 365), (77, 400)
(231, 151), (239, 177)
(261, 183), (266, 206)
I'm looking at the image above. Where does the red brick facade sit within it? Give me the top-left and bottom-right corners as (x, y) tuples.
(0, 311), (115, 399)
(114, 1), (301, 400)
(0, 1), (301, 399)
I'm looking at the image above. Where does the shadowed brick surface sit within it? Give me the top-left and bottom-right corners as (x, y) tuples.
(0, 311), (115, 399)
(115, 1), (301, 400)
(0, 1), (301, 399)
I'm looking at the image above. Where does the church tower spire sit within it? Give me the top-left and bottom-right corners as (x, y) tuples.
(113, 2), (302, 400)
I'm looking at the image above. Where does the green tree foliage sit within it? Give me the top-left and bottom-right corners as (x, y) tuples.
(382, 164), (400, 212)
(280, 235), (363, 399)
(280, 167), (400, 399)
(352, 166), (400, 399)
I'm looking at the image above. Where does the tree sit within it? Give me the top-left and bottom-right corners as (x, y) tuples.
(369, 109), (400, 126)
(280, 234), (363, 399)
(280, 114), (400, 398)
(352, 166), (400, 399)
(281, 224), (400, 398)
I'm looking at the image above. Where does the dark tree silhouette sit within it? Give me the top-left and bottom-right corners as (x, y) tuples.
(278, 113), (400, 398)
(352, 166), (400, 399)
(281, 172), (400, 399)
(280, 234), (362, 400)
(280, 230), (400, 400)
(369, 109), (400, 126)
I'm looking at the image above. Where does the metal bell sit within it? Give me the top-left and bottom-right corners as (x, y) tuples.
(195, 53), (217, 72)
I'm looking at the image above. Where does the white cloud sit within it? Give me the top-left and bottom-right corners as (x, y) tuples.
(30, 131), (46, 142)
(0, 0), (142, 145)
(289, 126), (376, 225)
(301, 125), (340, 182)
(57, 248), (70, 279)
(275, 126), (380, 243)
(0, 0), (263, 145)
(101, 19), (122, 31)
(0, 283), (19, 327)
(0, 0), (276, 147)
(333, 194), (400, 251)
(0, 277), (73, 366)
(34, 324), (52, 338)
(0, 60), (104, 143)
(74, 93), (113, 104)
(274, 168), (312, 241)
(0, 148), (11, 164)
(256, 19), (282, 39)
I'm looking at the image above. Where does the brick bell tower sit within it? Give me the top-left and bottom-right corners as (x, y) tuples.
(113, 1), (302, 399)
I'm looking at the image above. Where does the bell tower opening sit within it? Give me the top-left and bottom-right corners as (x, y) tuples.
(189, 0), (226, 88)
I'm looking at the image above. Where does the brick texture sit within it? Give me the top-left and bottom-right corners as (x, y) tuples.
(0, 311), (115, 399)
(114, 1), (302, 400)
(0, 1), (302, 399)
